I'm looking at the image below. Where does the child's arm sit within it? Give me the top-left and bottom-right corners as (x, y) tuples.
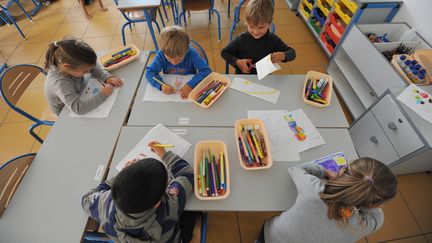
(186, 48), (212, 88)
(81, 177), (115, 222)
(287, 165), (325, 197)
(221, 37), (242, 68)
(145, 51), (166, 90)
(271, 35), (296, 63)
(91, 63), (114, 83)
(55, 79), (108, 114)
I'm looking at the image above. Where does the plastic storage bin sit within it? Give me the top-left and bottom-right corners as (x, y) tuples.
(303, 71), (333, 107)
(334, 3), (352, 25)
(391, 53), (431, 86)
(235, 119), (273, 170)
(99, 44), (140, 71)
(188, 72), (231, 109)
(194, 140), (230, 200)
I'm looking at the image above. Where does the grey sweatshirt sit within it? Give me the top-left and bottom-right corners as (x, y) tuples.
(264, 164), (384, 243)
(44, 63), (113, 115)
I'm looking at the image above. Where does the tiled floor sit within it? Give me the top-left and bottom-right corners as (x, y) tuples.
(0, 0), (431, 242)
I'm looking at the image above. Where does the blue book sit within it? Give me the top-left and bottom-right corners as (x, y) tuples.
(309, 151), (348, 173)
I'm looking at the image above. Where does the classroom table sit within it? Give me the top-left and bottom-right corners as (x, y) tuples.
(117, 0), (162, 50)
(108, 126), (358, 211)
(0, 52), (150, 243)
(128, 74), (350, 128)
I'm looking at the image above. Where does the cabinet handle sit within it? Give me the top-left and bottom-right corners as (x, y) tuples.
(388, 122), (397, 130)
(370, 136), (378, 143)
(369, 92), (375, 97)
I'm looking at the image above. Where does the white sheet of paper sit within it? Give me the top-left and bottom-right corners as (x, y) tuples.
(255, 54), (281, 80)
(69, 78), (120, 118)
(230, 77), (280, 104)
(115, 124), (191, 171)
(247, 109), (325, 161)
(143, 74), (194, 102)
(397, 84), (432, 124)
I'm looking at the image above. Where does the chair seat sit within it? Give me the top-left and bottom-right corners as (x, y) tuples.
(183, 0), (211, 11)
(126, 11), (145, 20)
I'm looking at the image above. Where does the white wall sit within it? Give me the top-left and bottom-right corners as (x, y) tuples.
(393, 0), (432, 44)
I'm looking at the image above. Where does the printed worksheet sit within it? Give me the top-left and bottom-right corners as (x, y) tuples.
(255, 54), (281, 80)
(115, 124), (191, 171)
(230, 77), (280, 104)
(247, 109), (325, 161)
(69, 78), (120, 118)
(397, 84), (432, 124)
(143, 74), (194, 102)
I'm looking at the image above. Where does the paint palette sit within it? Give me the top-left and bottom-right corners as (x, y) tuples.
(413, 88), (432, 105)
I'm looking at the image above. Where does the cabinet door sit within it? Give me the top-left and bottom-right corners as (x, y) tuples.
(372, 95), (425, 158)
(349, 111), (399, 165)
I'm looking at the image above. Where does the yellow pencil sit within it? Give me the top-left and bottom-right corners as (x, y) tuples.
(154, 144), (175, 148)
(153, 77), (168, 88)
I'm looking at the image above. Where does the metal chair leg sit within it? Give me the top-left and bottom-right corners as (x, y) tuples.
(200, 212), (208, 243)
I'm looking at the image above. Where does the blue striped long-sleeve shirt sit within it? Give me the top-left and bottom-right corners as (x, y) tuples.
(82, 152), (194, 242)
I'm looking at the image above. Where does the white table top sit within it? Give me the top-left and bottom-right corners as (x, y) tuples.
(128, 74), (349, 128)
(0, 52), (150, 243)
(108, 126), (358, 211)
(117, 0), (161, 10)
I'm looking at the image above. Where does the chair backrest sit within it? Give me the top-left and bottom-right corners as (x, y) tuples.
(182, 0), (213, 11)
(190, 39), (209, 64)
(0, 153), (35, 217)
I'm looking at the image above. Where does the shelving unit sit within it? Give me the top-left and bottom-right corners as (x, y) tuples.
(296, 0), (403, 57)
(328, 23), (432, 119)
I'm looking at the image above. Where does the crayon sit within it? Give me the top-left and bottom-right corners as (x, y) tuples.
(152, 77), (170, 90)
(245, 130), (259, 164)
(210, 160), (218, 196)
(194, 80), (216, 99)
(241, 132), (254, 164)
(251, 130), (264, 160)
(220, 152), (225, 190)
(153, 144), (174, 148)
(205, 156), (210, 195)
(238, 137), (247, 162)
(111, 47), (132, 57)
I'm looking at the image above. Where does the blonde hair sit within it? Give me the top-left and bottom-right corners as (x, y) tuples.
(245, 0), (274, 26)
(320, 158), (397, 224)
(160, 26), (190, 58)
(44, 36), (97, 71)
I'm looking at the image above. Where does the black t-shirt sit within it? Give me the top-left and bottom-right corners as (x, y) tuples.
(221, 31), (296, 74)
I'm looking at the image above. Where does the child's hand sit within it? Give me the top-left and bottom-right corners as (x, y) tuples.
(236, 59), (253, 73)
(123, 158), (139, 169)
(105, 76), (124, 87)
(101, 84), (113, 96)
(179, 84), (192, 99)
(162, 84), (176, 94)
(148, 141), (166, 158)
(271, 52), (286, 63)
(325, 169), (339, 179)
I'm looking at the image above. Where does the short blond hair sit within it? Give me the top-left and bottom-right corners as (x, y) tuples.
(160, 26), (190, 58)
(245, 0), (274, 25)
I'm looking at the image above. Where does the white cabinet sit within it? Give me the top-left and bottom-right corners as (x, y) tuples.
(329, 23), (432, 119)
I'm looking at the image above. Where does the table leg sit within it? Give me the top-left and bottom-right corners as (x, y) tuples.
(143, 8), (159, 51)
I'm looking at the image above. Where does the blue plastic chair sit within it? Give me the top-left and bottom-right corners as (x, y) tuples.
(0, 64), (54, 144)
(190, 39), (209, 64)
(178, 0), (221, 41)
(5, 0), (34, 22)
(0, 4), (26, 38)
(113, 0), (165, 46)
(0, 153), (36, 217)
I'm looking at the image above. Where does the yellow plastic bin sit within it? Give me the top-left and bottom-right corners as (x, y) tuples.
(303, 71), (333, 108)
(100, 44), (140, 71)
(188, 72), (231, 109)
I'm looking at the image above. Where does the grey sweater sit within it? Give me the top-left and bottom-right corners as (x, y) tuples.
(44, 63), (112, 115)
(264, 164), (384, 243)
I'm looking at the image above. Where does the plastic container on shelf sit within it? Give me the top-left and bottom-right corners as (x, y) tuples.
(334, 3), (352, 25)
(340, 0), (358, 13)
(329, 13), (346, 34)
(309, 17), (322, 35)
(194, 140), (230, 200)
(324, 23), (340, 44)
(313, 8), (327, 26)
(188, 72), (231, 109)
(235, 119), (273, 170)
(320, 32), (335, 53)
(99, 44), (140, 71)
(317, 0), (330, 16)
(391, 54), (431, 85)
(303, 71), (333, 108)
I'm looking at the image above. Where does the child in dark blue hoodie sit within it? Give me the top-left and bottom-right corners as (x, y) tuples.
(145, 26), (211, 99)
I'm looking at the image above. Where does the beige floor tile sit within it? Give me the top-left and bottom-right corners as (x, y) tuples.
(90, 6), (121, 21)
(143, 32), (161, 51)
(206, 212), (241, 243)
(30, 124), (53, 153)
(205, 49), (216, 71)
(0, 99), (10, 124)
(64, 7), (93, 23)
(211, 50), (234, 74)
(289, 65), (327, 74)
(237, 212), (280, 243)
(274, 8), (304, 25)
(398, 173), (432, 233)
(0, 122), (35, 163)
(25, 24), (60, 44)
(210, 26), (246, 50)
(188, 30), (213, 50)
(278, 24), (317, 44)
(426, 234), (432, 242)
(288, 43), (329, 68)
(274, 0), (289, 9)
(44, 0), (77, 9)
(3, 88), (49, 123)
(31, 8), (69, 26)
(82, 36), (114, 52)
(356, 238), (368, 243)
(51, 21), (90, 40)
(116, 20), (149, 36)
(0, 45), (17, 64)
(0, 25), (29, 47)
(111, 34), (146, 50)
(367, 192), (422, 242)
(7, 42), (47, 65)
(273, 61), (292, 74)
(384, 235), (428, 243)
(83, 19), (119, 38)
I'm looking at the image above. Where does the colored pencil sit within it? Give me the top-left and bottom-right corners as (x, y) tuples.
(153, 144), (174, 148)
